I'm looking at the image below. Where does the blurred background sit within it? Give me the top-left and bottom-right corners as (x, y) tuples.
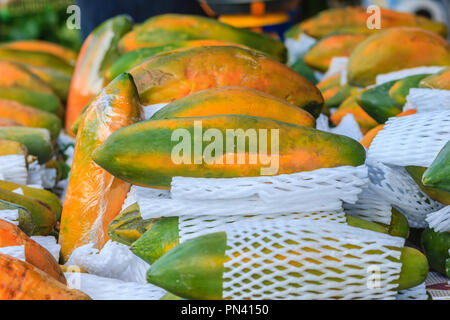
(0, 0), (449, 51)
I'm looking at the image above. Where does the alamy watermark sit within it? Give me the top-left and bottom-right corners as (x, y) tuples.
(66, 4), (81, 30)
(367, 5), (382, 30)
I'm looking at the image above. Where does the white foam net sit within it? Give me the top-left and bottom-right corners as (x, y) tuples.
(221, 219), (405, 300)
(0, 211), (19, 225)
(66, 240), (149, 284)
(0, 155), (27, 185)
(366, 160), (443, 228)
(403, 89), (450, 113)
(142, 103), (169, 120)
(375, 66), (445, 85)
(0, 245), (25, 261)
(368, 110), (450, 167)
(426, 206), (450, 232)
(316, 114), (363, 142)
(284, 32), (317, 65)
(322, 57), (348, 85)
(65, 273), (166, 300)
(26, 162), (56, 189)
(344, 187), (392, 225)
(136, 166), (367, 219)
(396, 282), (428, 300)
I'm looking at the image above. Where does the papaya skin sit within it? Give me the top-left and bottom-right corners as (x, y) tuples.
(151, 87), (316, 128)
(0, 99), (61, 139)
(65, 15), (133, 135)
(406, 166), (450, 205)
(59, 73), (142, 263)
(0, 140), (27, 156)
(287, 6), (448, 39)
(0, 220), (66, 284)
(386, 209), (410, 239)
(0, 253), (91, 300)
(92, 115), (366, 189)
(423, 141), (450, 193)
(348, 27), (450, 87)
(119, 14), (287, 62)
(130, 46), (324, 118)
(397, 247), (428, 291)
(304, 33), (367, 72)
(421, 228), (450, 276)
(420, 67), (450, 90)
(27, 66), (71, 101)
(0, 61), (54, 94)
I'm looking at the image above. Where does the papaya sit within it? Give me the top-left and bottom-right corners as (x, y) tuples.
(0, 119), (21, 127)
(446, 258), (450, 278)
(0, 180), (62, 221)
(0, 140), (27, 156)
(389, 74), (431, 106)
(119, 14), (287, 62)
(286, 6), (448, 39)
(130, 46), (324, 117)
(304, 33), (367, 72)
(347, 27), (450, 87)
(330, 94), (378, 134)
(290, 57), (319, 85)
(0, 200), (34, 235)
(317, 74), (341, 108)
(420, 67), (450, 90)
(423, 141), (450, 193)
(1, 40), (77, 66)
(0, 253), (90, 300)
(347, 209), (409, 239)
(106, 40), (251, 83)
(27, 66), (72, 101)
(421, 228), (450, 276)
(0, 188), (55, 236)
(147, 231), (427, 299)
(325, 84), (360, 110)
(0, 61), (54, 94)
(92, 115), (366, 189)
(0, 99), (61, 139)
(406, 166), (450, 205)
(66, 15), (133, 135)
(59, 73), (142, 263)
(151, 87), (316, 128)
(44, 160), (70, 183)
(0, 127), (52, 163)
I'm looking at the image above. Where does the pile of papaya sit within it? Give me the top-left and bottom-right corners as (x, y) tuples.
(0, 6), (449, 300)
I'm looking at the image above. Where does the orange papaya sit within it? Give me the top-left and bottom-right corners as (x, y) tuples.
(317, 74), (341, 106)
(420, 67), (450, 90)
(0, 61), (54, 94)
(92, 115), (366, 189)
(130, 46), (323, 117)
(0, 119), (22, 127)
(26, 66), (72, 101)
(59, 73), (142, 262)
(0, 253), (90, 300)
(0, 99), (61, 139)
(1, 40), (77, 66)
(285, 6), (448, 39)
(151, 87), (315, 127)
(65, 15), (133, 135)
(0, 140), (27, 156)
(304, 33), (367, 72)
(118, 14), (287, 62)
(347, 27), (450, 87)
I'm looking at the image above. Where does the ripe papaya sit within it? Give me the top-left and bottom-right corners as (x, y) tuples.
(27, 66), (72, 101)
(0, 253), (90, 300)
(0, 188), (55, 236)
(130, 46), (324, 117)
(59, 73), (142, 262)
(330, 94), (378, 134)
(286, 6), (448, 39)
(0, 119), (21, 127)
(151, 87), (316, 128)
(423, 141), (450, 193)
(304, 33), (367, 72)
(0, 200), (34, 235)
(0, 99), (61, 139)
(119, 14), (287, 62)
(406, 166), (450, 205)
(0, 140), (27, 156)
(147, 231), (427, 299)
(0, 127), (53, 163)
(0, 180), (62, 221)
(420, 67), (450, 90)
(421, 228), (450, 276)
(65, 15), (133, 135)
(92, 115), (366, 189)
(347, 27), (450, 87)
(0, 61), (54, 94)
(1, 40), (77, 66)
(317, 74), (341, 107)
(106, 40), (251, 83)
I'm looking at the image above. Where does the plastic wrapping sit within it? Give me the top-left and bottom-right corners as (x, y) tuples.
(403, 88), (450, 113)
(220, 219), (405, 300)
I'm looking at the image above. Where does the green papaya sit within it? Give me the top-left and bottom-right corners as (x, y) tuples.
(290, 57), (319, 85)
(421, 228), (450, 276)
(406, 166), (450, 205)
(0, 199), (34, 236)
(423, 141), (450, 193)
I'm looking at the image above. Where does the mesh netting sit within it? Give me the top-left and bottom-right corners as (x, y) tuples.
(0, 211), (19, 225)
(284, 33), (316, 65)
(375, 66), (445, 85)
(396, 282), (428, 300)
(0, 245), (25, 261)
(220, 219), (405, 300)
(137, 166), (367, 219)
(142, 103), (169, 120)
(403, 89), (450, 113)
(0, 155), (27, 185)
(178, 209), (346, 243)
(27, 162), (56, 189)
(316, 114), (363, 142)
(426, 206), (450, 232)
(65, 273), (166, 300)
(322, 57), (348, 85)
(368, 110), (450, 167)
(366, 160), (443, 228)
(344, 186), (392, 225)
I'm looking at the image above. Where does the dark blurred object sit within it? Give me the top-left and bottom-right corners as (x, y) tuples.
(198, 0), (300, 16)
(76, 0), (206, 40)
(0, 0), (80, 50)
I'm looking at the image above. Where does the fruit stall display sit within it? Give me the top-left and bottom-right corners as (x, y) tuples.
(0, 6), (449, 300)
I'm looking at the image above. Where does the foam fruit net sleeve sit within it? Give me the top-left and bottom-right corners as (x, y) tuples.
(396, 283), (428, 300)
(0, 155), (28, 185)
(426, 206), (450, 232)
(220, 219), (405, 300)
(403, 88), (450, 113)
